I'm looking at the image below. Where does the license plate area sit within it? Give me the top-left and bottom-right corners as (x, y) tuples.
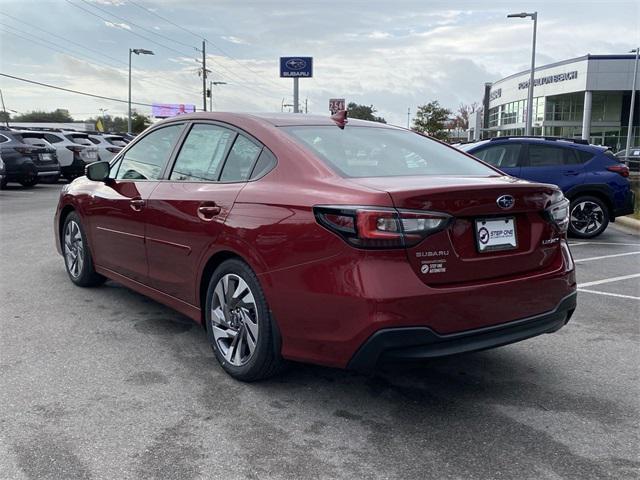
(39, 153), (53, 162)
(475, 217), (517, 252)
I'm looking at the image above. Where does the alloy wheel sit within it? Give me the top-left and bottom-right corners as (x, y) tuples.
(64, 220), (84, 278)
(570, 200), (604, 235)
(210, 273), (259, 366)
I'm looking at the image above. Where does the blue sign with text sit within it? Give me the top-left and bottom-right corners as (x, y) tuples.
(280, 57), (313, 78)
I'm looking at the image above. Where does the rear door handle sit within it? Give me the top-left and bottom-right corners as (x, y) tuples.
(198, 202), (221, 221)
(564, 170), (580, 176)
(130, 198), (145, 211)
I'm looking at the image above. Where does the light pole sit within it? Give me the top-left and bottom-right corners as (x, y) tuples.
(624, 48), (639, 160)
(128, 48), (154, 134)
(508, 11), (537, 136)
(98, 108), (108, 132)
(208, 81), (227, 111)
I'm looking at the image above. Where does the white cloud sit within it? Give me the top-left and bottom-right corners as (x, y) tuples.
(103, 21), (131, 30)
(221, 36), (250, 45)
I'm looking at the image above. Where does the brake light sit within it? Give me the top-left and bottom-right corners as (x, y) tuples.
(607, 164), (629, 177)
(106, 147), (122, 153)
(66, 145), (84, 153)
(13, 146), (32, 154)
(314, 206), (451, 249)
(544, 190), (570, 234)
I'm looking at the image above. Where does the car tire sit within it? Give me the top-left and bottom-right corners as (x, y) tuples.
(205, 259), (285, 381)
(62, 212), (106, 287)
(0, 177), (7, 190)
(568, 196), (609, 238)
(19, 167), (38, 187)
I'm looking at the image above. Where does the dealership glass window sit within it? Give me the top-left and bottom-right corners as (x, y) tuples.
(115, 124), (183, 180)
(545, 93), (583, 122)
(170, 124), (235, 182)
(488, 107), (499, 127)
(591, 92), (622, 122)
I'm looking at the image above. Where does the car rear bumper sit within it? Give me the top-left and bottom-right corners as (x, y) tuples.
(613, 188), (635, 218)
(348, 291), (576, 372)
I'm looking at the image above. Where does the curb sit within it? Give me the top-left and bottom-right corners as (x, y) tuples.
(615, 215), (640, 232)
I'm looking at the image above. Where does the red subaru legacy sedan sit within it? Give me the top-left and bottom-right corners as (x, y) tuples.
(55, 112), (577, 381)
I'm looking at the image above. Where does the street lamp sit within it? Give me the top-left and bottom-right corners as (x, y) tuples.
(508, 11), (537, 136)
(624, 48), (639, 161)
(128, 48), (154, 134)
(208, 81), (227, 111)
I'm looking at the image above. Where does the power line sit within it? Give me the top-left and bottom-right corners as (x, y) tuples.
(128, 0), (288, 93)
(0, 25), (197, 99)
(77, 0), (199, 52)
(0, 72), (191, 109)
(64, 0), (196, 58)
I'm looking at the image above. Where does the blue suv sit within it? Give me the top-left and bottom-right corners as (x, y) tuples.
(460, 137), (635, 238)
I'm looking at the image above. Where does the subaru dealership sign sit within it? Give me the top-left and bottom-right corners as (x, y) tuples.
(280, 57), (313, 77)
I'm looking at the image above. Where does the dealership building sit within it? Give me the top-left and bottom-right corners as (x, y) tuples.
(468, 54), (639, 150)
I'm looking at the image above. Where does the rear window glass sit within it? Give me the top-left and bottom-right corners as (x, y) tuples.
(106, 137), (127, 147)
(282, 126), (495, 177)
(65, 134), (93, 146)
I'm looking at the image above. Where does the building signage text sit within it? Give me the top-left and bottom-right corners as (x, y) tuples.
(518, 70), (578, 90)
(489, 88), (502, 101)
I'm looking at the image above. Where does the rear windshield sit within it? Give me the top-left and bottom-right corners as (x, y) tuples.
(282, 126), (496, 177)
(65, 134), (93, 146)
(106, 137), (127, 147)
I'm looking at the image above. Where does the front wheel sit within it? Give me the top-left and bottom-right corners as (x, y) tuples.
(62, 212), (106, 287)
(568, 196), (609, 238)
(205, 259), (284, 381)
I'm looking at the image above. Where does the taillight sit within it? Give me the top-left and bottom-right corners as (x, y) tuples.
(544, 190), (570, 234)
(607, 164), (629, 177)
(314, 206), (451, 249)
(66, 145), (84, 153)
(13, 146), (32, 154)
(106, 147), (122, 153)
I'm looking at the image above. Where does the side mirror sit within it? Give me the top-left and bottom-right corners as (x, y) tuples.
(86, 161), (110, 182)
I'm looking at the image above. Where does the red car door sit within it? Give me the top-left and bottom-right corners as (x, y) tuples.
(85, 124), (185, 283)
(145, 123), (263, 305)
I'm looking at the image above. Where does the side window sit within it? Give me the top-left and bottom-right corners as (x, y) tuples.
(115, 124), (183, 180)
(220, 134), (262, 182)
(170, 124), (235, 181)
(250, 148), (277, 179)
(527, 144), (574, 167)
(474, 144), (521, 168)
(577, 150), (594, 163)
(45, 134), (62, 144)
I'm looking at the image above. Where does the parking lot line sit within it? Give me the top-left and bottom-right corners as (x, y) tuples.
(569, 241), (640, 247)
(578, 288), (640, 300)
(578, 273), (640, 288)
(574, 251), (640, 263)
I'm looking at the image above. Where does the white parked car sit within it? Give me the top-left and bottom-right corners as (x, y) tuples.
(87, 134), (127, 162)
(25, 131), (98, 181)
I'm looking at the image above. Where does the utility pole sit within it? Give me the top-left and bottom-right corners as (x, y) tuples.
(0, 89), (9, 127)
(305, 98), (308, 114)
(202, 40), (207, 112)
(208, 80), (227, 112)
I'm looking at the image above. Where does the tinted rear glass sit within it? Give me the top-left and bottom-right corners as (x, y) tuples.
(282, 126), (495, 177)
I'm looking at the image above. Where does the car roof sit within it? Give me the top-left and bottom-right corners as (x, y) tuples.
(463, 137), (607, 153)
(155, 112), (400, 129)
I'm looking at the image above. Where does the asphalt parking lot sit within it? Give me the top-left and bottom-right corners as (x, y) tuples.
(1, 183), (638, 480)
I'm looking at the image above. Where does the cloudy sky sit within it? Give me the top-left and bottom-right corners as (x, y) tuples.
(0, 0), (638, 126)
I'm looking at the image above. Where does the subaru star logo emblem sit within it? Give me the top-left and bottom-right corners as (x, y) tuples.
(286, 58), (307, 70)
(496, 195), (515, 210)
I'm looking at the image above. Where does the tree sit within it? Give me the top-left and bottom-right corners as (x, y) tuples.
(0, 111), (10, 123)
(452, 102), (480, 131)
(85, 111), (151, 134)
(12, 109), (74, 123)
(412, 101), (451, 140)
(347, 102), (386, 123)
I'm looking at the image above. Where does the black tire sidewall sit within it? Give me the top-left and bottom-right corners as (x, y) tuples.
(205, 259), (276, 381)
(569, 196), (609, 238)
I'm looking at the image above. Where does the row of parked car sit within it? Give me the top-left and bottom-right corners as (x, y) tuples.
(0, 126), (133, 189)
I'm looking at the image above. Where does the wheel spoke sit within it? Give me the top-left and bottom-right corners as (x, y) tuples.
(213, 282), (226, 310)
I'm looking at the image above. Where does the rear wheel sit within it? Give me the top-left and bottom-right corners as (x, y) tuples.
(19, 167), (38, 187)
(62, 212), (106, 287)
(205, 259), (284, 381)
(569, 196), (609, 238)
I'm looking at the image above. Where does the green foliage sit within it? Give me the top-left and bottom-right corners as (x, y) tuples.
(347, 102), (386, 123)
(12, 109), (74, 123)
(86, 111), (151, 134)
(412, 101), (451, 140)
